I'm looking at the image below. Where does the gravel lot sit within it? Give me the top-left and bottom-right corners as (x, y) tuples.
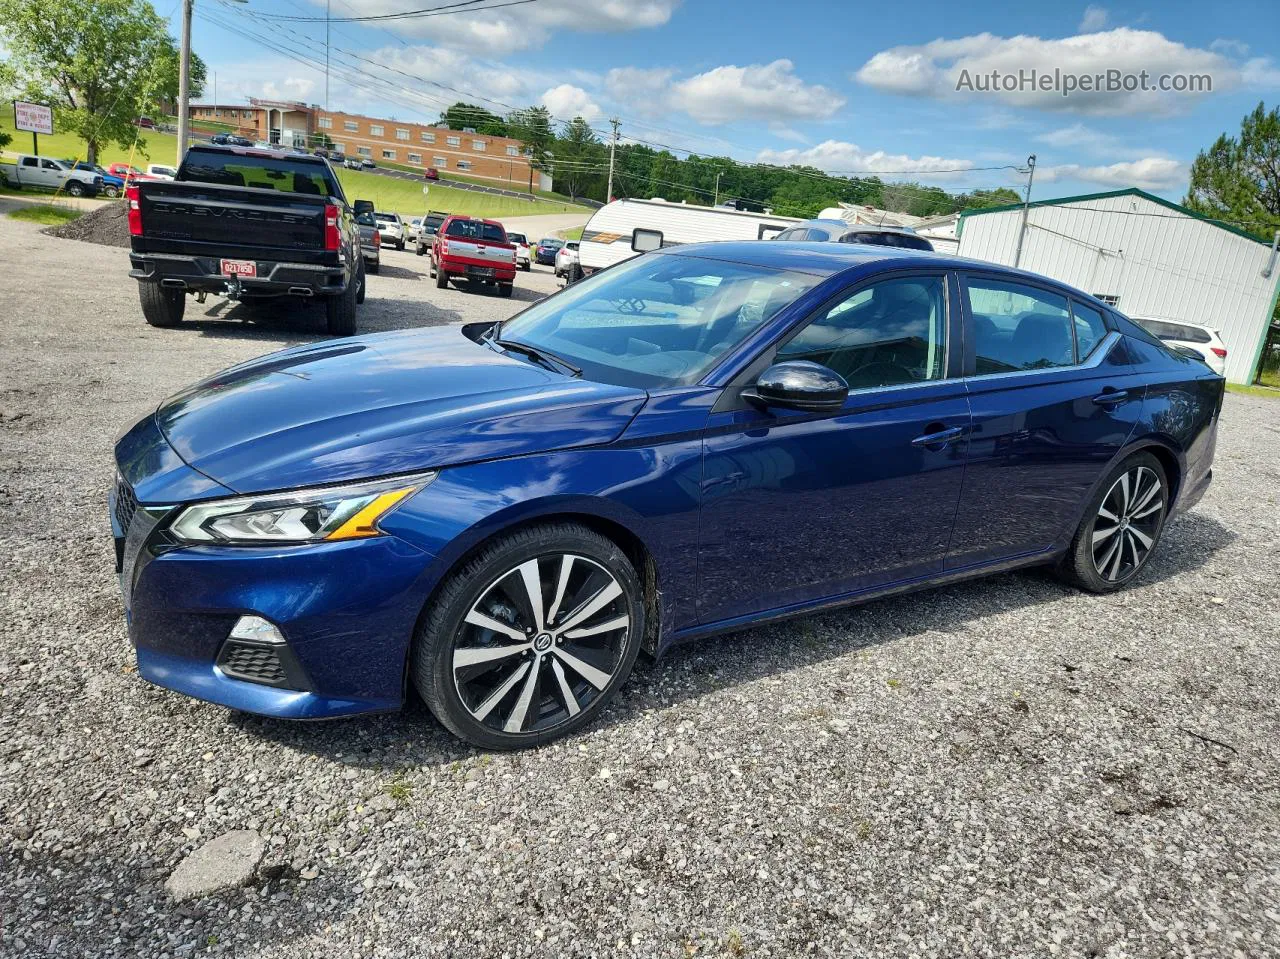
(2, 215), (1278, 959)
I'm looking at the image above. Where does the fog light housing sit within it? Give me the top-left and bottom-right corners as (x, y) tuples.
(216, 616), (309, 690)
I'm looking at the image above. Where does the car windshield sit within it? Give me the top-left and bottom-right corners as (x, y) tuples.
(180, 149), (339, 196)
(497, 253), (820, 388)
(541, 239), (564, 249)
(446, 220), (506, 242)
(1139, 318), (1211, 343)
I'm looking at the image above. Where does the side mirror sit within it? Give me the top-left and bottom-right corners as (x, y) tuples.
(744, 361), (848, 413)
(632, 228), (663, 252)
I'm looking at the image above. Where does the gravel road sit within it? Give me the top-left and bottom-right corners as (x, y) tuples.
(1, 215), (1278, 959)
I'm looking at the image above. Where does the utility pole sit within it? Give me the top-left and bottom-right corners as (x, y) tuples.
(325, 0), (331, 112)
(176, 0), (193, 166)
(714, 170), (722, 206)
(1013, 153), (1037, 269)
(606, 117), (620, 204)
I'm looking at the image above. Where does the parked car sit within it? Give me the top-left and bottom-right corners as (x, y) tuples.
(1135, 318), (1228, 375)
(343, 157), (362, 170)
(135, 116), (155, 129)
(554, 240), (580, 278)
(64, 160), (124, 198)
(406, 217), (423, 244)
(329, 153), (346, 166)
(361, 158), (376, 169)
(125, 143), (365, 335)
(211, 133), (253, 147)
(146, 164), (177, 181)
(424, 167), (439, 180)
(109, 242), (1225, 749)
(507, 232), (531, 271)
(253, 140), (275, 150)
(414, 211), (448, 256)
(106, 163), (154, 188)
(2, 155), (102, 197)
(430, 214), (515, 296)
(374, 212), (406, 250)
(534, 237), (564, 265)
(355, 210), (381, 274)
(773, 218), (935, 251)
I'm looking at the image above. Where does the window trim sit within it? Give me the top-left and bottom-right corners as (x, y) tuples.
(959, 270), (1123, 381)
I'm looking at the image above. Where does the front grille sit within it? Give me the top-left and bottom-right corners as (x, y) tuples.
(114, 476), (138, 534)
(218, 642), (287, 685)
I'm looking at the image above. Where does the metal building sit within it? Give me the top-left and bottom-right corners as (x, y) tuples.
(956, 188), (1280, 383)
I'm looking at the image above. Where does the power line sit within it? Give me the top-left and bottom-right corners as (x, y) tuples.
(244, 0), (538, 22)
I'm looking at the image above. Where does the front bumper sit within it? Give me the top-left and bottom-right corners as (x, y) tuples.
(111, 469), (437, 720)
(130, 253), (349, 297)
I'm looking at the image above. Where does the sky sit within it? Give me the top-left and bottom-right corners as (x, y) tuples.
(177, 0), (1280, 201)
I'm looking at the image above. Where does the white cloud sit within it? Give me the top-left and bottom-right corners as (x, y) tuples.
(670, 59), (844, 124)
(1079, 5), (1109, 32)
(855, 28), (1232, 115)
(604, 67), (675, 114)
(1242, 57), (1280, 88)
(260, 77), (316, 101)
(1037, 157), (1186, 190)
(540, 84), (604, 124)
(756, 140), (976, 180)
(298, 0), (680, 55)
(1210, 38), (1249, 57)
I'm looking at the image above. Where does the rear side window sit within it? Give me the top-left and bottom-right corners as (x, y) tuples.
(1138, 318), (1211, 343)
(966, 279), (1074, 373)
(180, 150), (338, 197)
(1072, 301), (1110, 359)
(841, 231), (934, 251)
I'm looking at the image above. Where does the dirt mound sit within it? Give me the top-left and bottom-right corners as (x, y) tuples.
(44, 200), (130, 248)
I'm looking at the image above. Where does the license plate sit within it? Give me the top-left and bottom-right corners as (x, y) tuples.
(468, 266), (495, 277)
(221, 258), (257, 277)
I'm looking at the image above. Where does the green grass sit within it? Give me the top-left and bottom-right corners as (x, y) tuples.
(7, 204), (83, 225)
(557, 225), (584, 240)
(1, 116), (178, 165)
(335, 166), (586, 219)
(356, 157), (577, 203)
(1258, 366), (1280, 389)
(1226, 383), (1280, 399)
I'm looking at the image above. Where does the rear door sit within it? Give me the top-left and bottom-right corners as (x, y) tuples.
(946, 273), (1145, 570)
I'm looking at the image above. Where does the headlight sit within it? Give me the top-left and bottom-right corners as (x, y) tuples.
(169, 472), (436, 545)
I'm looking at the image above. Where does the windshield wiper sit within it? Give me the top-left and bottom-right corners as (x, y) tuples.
(494, 337), (582, 377)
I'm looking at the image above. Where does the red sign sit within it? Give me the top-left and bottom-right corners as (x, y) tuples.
(14, 101), (53, 136)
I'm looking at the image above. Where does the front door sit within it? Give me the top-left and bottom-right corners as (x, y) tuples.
(946, 274), (1146, 570)
(698, 271), (971, 626)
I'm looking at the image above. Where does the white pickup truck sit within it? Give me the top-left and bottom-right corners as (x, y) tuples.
(1, 155), (104, 197)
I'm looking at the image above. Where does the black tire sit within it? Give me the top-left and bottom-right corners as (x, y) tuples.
(415, 244), (424, 257)
(435, 266), (448, 289)
(355, 260), (366, 305)
(66, 181), (85, 197)
(522, 262), (531, 272)
(498, 283), (513, 298)
(139, 282), (185, 327)
(104, 185), (121, 199)
(368, 259), (380, 275)
(325, 278), (358, 336)
(411, 523), (644, 750)
(1057, 451), (1169, 593)
(397, 240), (405, 251)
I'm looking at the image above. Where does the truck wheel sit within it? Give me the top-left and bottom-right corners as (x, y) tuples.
(139, 283), (186, 327)
(368, 259), (380, 275)
(326, 280), (358, 336)
(104, 185), (121, 199)
(66, 181), (85, 197)
(435, 267), (448, 289)
(355, 260), (366, 305)
(499, 283), (513, 298)
(415, 244), (424, 256)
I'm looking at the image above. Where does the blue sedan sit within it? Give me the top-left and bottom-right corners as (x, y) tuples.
(111, 243), (1224, 748)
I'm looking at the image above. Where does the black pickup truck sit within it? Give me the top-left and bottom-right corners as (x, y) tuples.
(127, 144), (365, 335)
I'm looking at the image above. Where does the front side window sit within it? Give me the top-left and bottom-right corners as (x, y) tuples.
(777, 275), (947, 389)
(966, 278), (1074, 373)
(499, 255), (821, 388)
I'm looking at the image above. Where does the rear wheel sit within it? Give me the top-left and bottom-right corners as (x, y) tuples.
(355, 260), (366, 304)
(139, 283), (185, 327)
(325, 277), (358, 336)
(104, 185), (121, 199)
(435, 265), (448, 289)
(415, 244), (424, 257)
(1058, 452), (1169, 593)
(498, 283), (513, 298)
(411, 523), (644, 749)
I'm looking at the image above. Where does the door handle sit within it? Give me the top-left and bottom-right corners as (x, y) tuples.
(911, 424), (966, 448)
(1092, 389), (1129, 406)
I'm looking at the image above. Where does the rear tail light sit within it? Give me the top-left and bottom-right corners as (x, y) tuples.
(323, 202), (341, 251)
(1210, 347), (1227, 358)
(125, 186), (142, 236)
(372, 230), (381, 248)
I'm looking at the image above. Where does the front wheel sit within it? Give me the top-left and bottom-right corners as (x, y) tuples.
(412, 523), (644, 749)
(104, 185), (121, 199)
(1058, 452), (1169, 593)
(66, 181), (85, 197)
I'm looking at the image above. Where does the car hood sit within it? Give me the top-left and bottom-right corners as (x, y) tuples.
(156, 326), (648, 494)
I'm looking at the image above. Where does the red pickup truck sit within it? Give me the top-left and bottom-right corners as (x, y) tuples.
(430, 215), (516, 297)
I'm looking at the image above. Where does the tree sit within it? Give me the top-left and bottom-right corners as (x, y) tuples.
(1184, 101), (1280, 242)
(506, 105), (554, 190)
(553, 116), (604, 199)
(438, 101), (506, 136)
(0, 0), (202, 163)
(956, 187), (1021, 210)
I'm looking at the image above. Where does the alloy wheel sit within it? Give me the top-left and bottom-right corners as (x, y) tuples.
(452, 554), (631, 735)
(1091, 465), (1164, 582)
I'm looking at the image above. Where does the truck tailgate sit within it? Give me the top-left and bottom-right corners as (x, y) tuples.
(444, 238), (515, 267)
(135, 181), (331, 261)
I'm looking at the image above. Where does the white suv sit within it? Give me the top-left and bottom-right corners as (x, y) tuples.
(1137, 318), (1228, 375)
(375, 212), (406, 251)
(554, 240), (580, 279)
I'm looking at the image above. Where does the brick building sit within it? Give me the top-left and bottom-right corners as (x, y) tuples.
(189, 99), (543, 191)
